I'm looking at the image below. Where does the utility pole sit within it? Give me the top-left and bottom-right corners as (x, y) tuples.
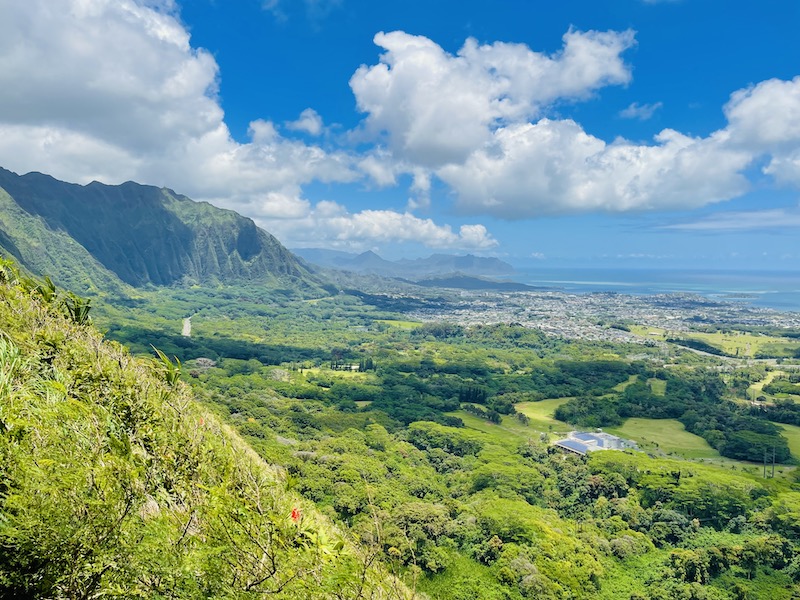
(763, 447), (767, 479)
(772, 446), (776, 478)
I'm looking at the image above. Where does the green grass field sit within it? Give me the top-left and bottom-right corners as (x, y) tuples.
(684, 331), (770, 357)
(374, 319), (423, 329)
(775, 422), (800, 459)
(453, 407), (796, 477)
(647, 378), (667, 396)
(613, 375), (639, 392)
(299, 367), (374, 380)
(628, 325), (799, 358)
(606, 417), (795, 476)
(605, 418), (719, 459)
(515, 398), (572, 433)
(450, 411), (545, 445)
(450, 398), (572, 444)
(749, 370), (782, 400)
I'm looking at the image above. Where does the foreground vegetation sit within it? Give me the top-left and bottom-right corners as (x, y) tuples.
(0, 263), (406, 598)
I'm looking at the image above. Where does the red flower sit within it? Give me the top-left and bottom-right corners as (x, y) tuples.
(290, 507), (301, 522)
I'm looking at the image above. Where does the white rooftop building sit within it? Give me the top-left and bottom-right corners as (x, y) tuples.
(554, 431), (639, 456)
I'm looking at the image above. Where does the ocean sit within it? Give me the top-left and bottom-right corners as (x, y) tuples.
(515, 268), (800, 313)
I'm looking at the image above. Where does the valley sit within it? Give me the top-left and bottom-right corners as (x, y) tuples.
(89, 273), (800, 598)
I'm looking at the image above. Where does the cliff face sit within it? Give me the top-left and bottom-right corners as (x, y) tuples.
(0, 167), (322, 292)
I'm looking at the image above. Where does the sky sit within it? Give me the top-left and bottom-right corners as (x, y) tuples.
(0, 0), (799, 269)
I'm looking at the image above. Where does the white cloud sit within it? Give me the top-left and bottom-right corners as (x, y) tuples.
(259, 202), (498, 250)
(358, 151), (399, 187)
(349, 31), (800, 221)
(286, 108), (324, 136)
(663, 208), (800, 231)
(619, 101), (663, 120)
(431, 74), (800, 219)
(0, 0), (356, 211)
(250, 190), (312, 220)
(724, 77), (800, 151)
(437, 119), (751, 217)
(723, 76), (800, 186)
(350, 29), (635, 167)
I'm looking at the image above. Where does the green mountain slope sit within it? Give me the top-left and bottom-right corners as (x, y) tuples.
(0, 167), (324, 294)
(0, 262), (409, 598)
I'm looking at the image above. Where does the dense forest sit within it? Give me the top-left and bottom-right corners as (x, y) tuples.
(3, 260), (800, 598)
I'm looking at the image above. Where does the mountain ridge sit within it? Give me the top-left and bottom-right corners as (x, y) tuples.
(292, 247), (515, 279)
(0, 167), (325, 295)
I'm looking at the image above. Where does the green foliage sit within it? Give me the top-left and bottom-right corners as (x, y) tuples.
(0, 271), (408, 598)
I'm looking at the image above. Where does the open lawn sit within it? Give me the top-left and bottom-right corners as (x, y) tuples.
(648, 378), (667, 396)
(613, 375), (639, 392)
(374, 319), (423, 329)
(605, 418), (718, 459)
(749, 370), (783, 400)
(684, 331), (773, 358)
(775, 422), (800, 460)
(299, 367), (374, 380)
(515, 398), (572, 433)
(629, 325), (798, 358)
(450, 411), (546, 445)
(450, 398), (572, 444)
(606, 418), (795, 476)
(629, 325), (667, 339)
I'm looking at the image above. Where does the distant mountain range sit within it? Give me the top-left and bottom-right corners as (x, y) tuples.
(0, 167), (324, 296)
(293, 247), (515, 279)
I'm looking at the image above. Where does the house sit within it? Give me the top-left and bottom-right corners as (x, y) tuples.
(553, 431), (639, 456)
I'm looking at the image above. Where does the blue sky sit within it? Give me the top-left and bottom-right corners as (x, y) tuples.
(1, 1), (799, 268)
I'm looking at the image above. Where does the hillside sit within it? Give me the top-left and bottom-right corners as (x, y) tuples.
(0, 261), (408, 598)
(0, 167), (324, 294)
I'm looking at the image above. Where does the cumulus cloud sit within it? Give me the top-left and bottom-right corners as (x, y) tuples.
(350, 29), (635, 167)
(249, 190), (312, 220)
(431, 76), (800, 218)
(0, 2), (504, 253)
(437, 119), (751, 217)
(619, 101), (663, 120)
(350, 31), (800, 220)
(260, 202), (498, 250)
(723, 76), (800, 186)
(358, 151), (399, 187)
(6, 0), (800, 253)
(286, 108), (324, 136)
